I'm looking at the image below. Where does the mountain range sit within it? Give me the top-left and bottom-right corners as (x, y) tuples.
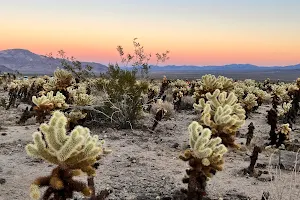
(1, 49), (300, 75)
(0, 49), (108, 74)
(122, 63), (300, 72)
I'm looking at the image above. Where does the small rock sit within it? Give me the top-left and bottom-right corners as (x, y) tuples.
(256, 163), (267, 169)
(1, 133), (7, 136)
(257, 174), (274, 182)
(0, 178), (6, 184)
(171, 143), (179, 148)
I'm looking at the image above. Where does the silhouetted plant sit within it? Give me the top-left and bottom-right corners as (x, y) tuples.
(116, 38), (170, 78)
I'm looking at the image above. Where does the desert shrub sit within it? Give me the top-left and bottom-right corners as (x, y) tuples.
(150, 99), (175, 119)
(93, 64), (148, 129)
(181, 95), (195, 110)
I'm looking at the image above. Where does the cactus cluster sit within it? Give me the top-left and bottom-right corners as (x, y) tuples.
(193, 75), (234, 100)
(194, 89), (246, 147)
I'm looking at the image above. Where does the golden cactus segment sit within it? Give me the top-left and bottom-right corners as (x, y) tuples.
(29, 184), (40, 200)
(280, 124), (291, 136)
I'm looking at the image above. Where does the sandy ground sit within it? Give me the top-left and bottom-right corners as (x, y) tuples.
(0, 96), (300, 200)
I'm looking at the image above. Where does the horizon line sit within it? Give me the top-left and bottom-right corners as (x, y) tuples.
(1, 48), (300, 68)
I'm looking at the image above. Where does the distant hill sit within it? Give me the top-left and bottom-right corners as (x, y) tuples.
(0, 64), (14, 73)
(0, 49), (108, 74)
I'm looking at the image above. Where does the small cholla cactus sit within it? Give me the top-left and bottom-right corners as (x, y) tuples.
(25, 111), (111, 200)
(243, 146), (262, 177)
(54, 68), (75, 90)
(240, 93), (258, 117)
(276, 124), (291, 148)
(150, 99), (174, 119)
(278, 101), (292, 117)
(180, 121), (227, 199)
(151, 108), (167, 131)
(32, 91), (68, 123)
(66, 110), (88, 129)
(246, 122), (255, 146)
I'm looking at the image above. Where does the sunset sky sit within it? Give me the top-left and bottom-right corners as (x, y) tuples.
(1, 0), (300, 66)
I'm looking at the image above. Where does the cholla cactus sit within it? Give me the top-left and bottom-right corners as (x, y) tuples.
(278, 101), (292, 117)
(67, 85), (93, 106)
(148, 83), (160, 96)
(272, 85), (287, 99)
(253, 89), (271, 105)
(244, 79), (256, 87)
(66, 110), (87, 124)
(295, 78), (300, 88)
(287, 83), (299, 93)
(67, 84), (88, 96)
(180, 121), (227, 199)
(8, 81), (19, 90)
(233, 87), (245, 99)
(54, 68), (75, 90)
(240, 93), (258, 117)
(193, 75), (234, 100)
(194, 89), (245, 147)
(34, 77), (46, 87)
(25, 111), (111, 200)
(43, 77), (57, 92)
(170, 79), (189, 88)
(73, 93), (93, 106)
(276, 123), (292, 148)
(280, 123), (291, 136)
(32, 91), (68, 123)
(46, 91), (69, 109)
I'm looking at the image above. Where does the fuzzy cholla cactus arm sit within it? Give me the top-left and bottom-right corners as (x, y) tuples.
(194, 89), (246, 148)
(25, 111), (111, 200)
(180, 121), (227, 200)
(54, 68), (75, 90)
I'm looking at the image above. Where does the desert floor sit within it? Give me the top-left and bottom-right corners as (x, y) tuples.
(0, 94), (300, 200)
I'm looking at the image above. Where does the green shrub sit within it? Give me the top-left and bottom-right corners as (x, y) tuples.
(94, 64), (148, 129)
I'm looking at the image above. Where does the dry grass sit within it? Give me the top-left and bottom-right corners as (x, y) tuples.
(266, 150), (300, 200)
